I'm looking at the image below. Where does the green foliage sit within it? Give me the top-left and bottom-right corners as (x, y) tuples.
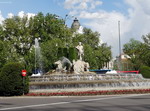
(142, 33), (150, 46)
(24, 50), (35, 75)
(58, 48), (64, 58)
(123, 37), (150, 70)
(72, 28), (111, 69)
(0, 12), (73, 73)
(0, 40), (7, 71)
(63, 48), (68, 58)
(83, 43), (112, 69)
(84, 44), (97, 69)
(123, 38), (142, 57)
(0, 62), (29, 96)
(140, 66), (150, 78)
(72, 28), (100, 48)
(41, 38), (64, 71)
(0, 12), (112, 73)
(141, 34), (150, 66)
(68, 47), (77, 62)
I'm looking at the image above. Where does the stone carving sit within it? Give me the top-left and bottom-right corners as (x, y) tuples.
(73, 42), (90, 74)
(54, 42), (90, 74)
(54, 60), (63, 72)
(76, 42), (84, 61)
(55, 57), (72, 72)
(73, 60), (89, 74)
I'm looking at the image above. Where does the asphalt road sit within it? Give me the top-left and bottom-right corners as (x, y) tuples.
(0, 94), (150, 111)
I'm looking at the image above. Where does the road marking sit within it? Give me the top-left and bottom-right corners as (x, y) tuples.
(0, 94), (149, 110)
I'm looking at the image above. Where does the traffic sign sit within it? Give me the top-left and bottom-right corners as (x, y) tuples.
(22, 70), (27, 77)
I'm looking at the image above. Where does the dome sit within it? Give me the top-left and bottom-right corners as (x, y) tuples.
(71, 18), (80, 30)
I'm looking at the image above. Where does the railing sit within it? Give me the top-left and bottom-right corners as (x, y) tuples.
(117, 71), (139, 74)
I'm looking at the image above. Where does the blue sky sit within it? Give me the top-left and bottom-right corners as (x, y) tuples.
(0, 0), (66, 16)
(0, 0), (128, 26)
(0, 0), (150, 57)
(0, 0), (128, 14)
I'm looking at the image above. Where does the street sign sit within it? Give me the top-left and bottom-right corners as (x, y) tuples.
(22, 70), (27, 77)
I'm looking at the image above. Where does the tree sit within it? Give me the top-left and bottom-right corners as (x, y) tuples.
(123, 38), (142, 70)
(41, 38), (64, 72)
(0, 12), (112, 73)
(123, 36), (150, 70)
(72, 28), (100, 48)
(141, 34), (150, 66)
(72, 28), (112, 69)
(123, 38), (142, 57)
(0, 40), (8, 71)
(0, 12), (73, 73)
(142, 33), (150, 46)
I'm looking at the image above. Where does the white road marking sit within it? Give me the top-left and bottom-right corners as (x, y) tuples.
(0, 94), (149, 110)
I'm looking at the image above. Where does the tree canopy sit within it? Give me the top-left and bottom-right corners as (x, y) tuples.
(0, 12), (112, 74)
(123, 36), (150, 70)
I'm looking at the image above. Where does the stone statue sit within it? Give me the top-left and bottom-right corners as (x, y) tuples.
(54, 57), (72, 72)
(73, 60), (89, 74)
(76, 42), (84, 60)
(54, 42), (90, 74)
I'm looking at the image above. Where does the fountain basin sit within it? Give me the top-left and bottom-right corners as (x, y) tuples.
(29, 73), (150, 93)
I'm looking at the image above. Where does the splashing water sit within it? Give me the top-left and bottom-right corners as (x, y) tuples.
(34, 38), (43, 75)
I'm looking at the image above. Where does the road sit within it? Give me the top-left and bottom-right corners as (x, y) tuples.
(0, 94), (150, 111)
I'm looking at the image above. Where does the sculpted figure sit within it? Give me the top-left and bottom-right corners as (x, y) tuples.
(76, 42), (84, 60)
(73, 60), (89, 74)
(54, 60), (63, 72)
(54, 57), (72, 72)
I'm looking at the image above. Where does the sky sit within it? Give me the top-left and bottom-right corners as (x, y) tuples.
(0, 0), (150, 57)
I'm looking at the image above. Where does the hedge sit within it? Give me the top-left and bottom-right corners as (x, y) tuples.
(68, 47), (77, 62)
(0, 62), (29, 96)
(140, 65), (150, 78)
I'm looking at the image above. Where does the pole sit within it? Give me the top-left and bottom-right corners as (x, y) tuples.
(23, 76), (24, 95)
(118, 21), (121, 57)
(35, 41), (36, 74)
(118, 21), (122, 71)
(22, 70), (26, 96)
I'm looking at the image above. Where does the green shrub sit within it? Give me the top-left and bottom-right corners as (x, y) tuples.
(63, 48), (68, 58)
(57, 48), (64, 58)
(0, 62), (29, 96)
(68, 47), (77, 62)
(57, 48), (69, 58)
(140, 65), (150, 78)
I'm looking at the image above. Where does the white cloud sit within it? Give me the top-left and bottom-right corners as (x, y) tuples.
(18, 11), (35, 19)
(85, 12), (129, 57)
(64, 0), (80, 9)
(18, 11), (25, 18)
(69, 10), (78, 16)
(90, 1), (102, 9)
(64, 0), (150, 57)
(0, 11), (4, 24)
(79, 10), (112, 19)
(0, 11), (35, 24)
(26, 12), (36, 19)
(7, 13), (14, 18)
(64, 0), (102, 10)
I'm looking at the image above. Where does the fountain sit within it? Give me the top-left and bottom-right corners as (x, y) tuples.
(29, 42), (150, 93)
(32, 38), (43, 76)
